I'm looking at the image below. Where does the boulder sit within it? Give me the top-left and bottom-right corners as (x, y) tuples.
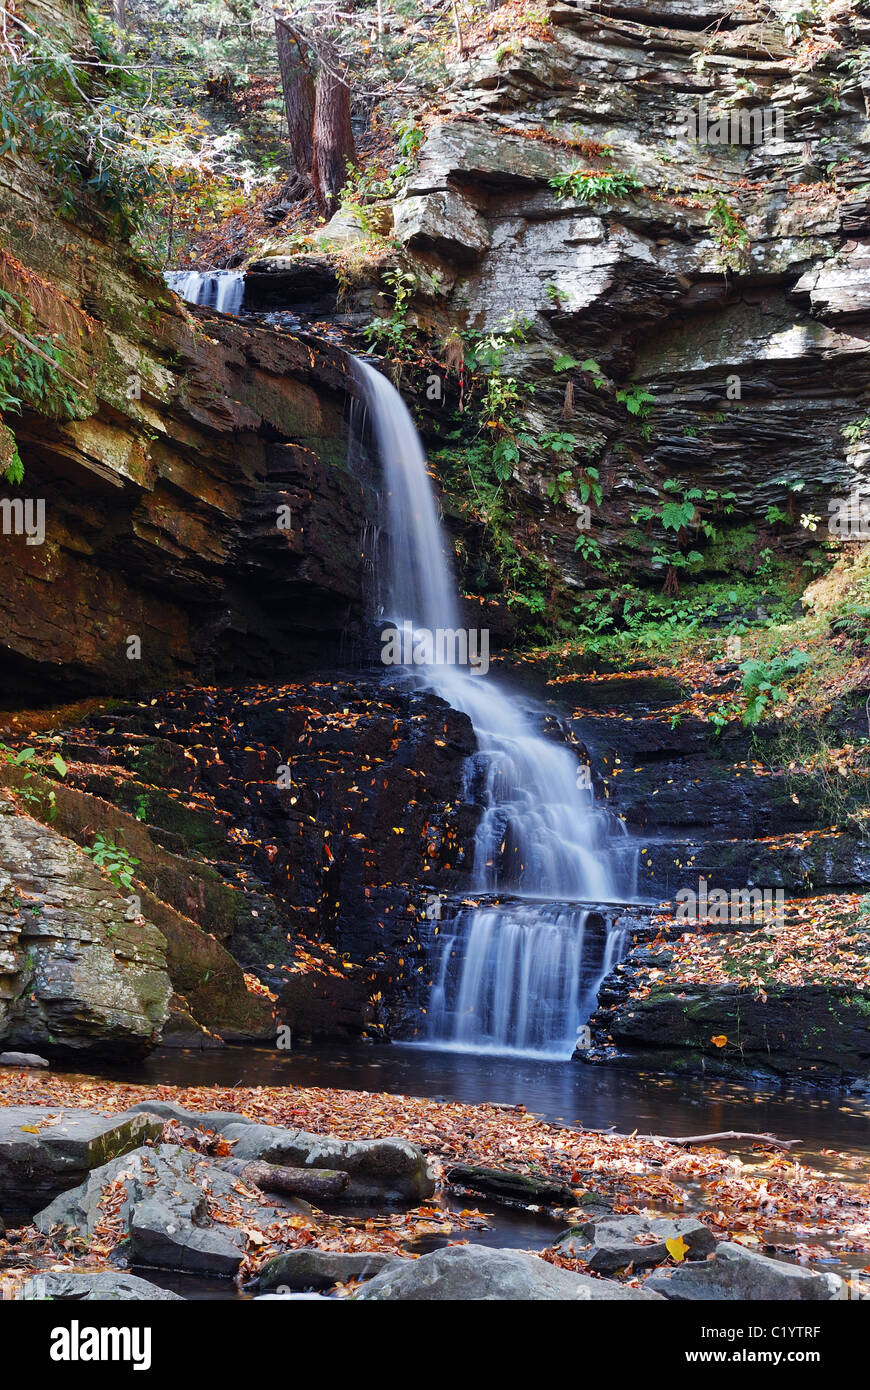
(644, 1242), (844, 1300)
(394, 190), (491, 260)
(119, 1101), (435, 1205)
(34, 1143), (284, 1277)
(354, 1245), (666, 1300)
(0, 1051), (49, 1068)
(556, 1215), (717, 1275)
(0, 1106), (163, 1223)
(254, 1248), (404, 1293)
(20, 1271), (183, 1301)
(0, 810), (171, 1061)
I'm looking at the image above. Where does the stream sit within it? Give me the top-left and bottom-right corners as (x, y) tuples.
(67, 1039), (870, 1295)
(107, 1042), (870, 1172)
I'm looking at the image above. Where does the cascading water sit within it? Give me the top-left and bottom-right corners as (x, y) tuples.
(165, 269), (245, 316)
(351, 357), (635, 1058)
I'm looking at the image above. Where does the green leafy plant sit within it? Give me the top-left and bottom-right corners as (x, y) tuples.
(545, 284), (568, 309)
(740, 648), (811, 725)
(842, 416), (870, 446)
(0, 742), (67, 820)
(363, 267), (420, 356)
(550, 169), (643, 203)
(704, 194), (750, 272)
(84, 832), (140, 891)
(574, 533), (603, 565)
(0, 289), (86, 481)
(616, 385), (655, 419)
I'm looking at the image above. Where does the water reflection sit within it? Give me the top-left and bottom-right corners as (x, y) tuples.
(95, 1043), (870, 1174)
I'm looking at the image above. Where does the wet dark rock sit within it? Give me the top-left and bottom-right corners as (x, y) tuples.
(253, 1248), (404, 1292)
(244, 256), (340, 315)
(0, 1107), (163, 1223)
(354, 1244), (666, 1300)
(445, 1164), (579, 1207)
(644, 1241), (843, 1300)
(49, 679), (480, 1041)
(582, 974), (870, 1085)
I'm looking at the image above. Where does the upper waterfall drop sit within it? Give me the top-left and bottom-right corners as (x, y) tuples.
(165, 269), (245, 316)
(351, 355), (622, 905)
(351, 358), (460, 635)
(350, 356), (633, 1057)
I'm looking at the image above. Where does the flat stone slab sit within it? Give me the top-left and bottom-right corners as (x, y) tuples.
(34, 1143), (281, 1278)
(354, 1245), (666, 1301)
(20, 1271), (183, 1301)
(645, 1242), (843, 1300)
(118, 1101), (435, 1205)
(0, 1106), (163, 1222)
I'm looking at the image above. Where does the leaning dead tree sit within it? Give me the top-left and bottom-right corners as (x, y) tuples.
(274, 16), (356, 217)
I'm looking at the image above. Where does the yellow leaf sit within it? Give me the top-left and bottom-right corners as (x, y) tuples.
(20, 1124), (41, 1133)
(711, 1034), (728, 1048)
(666, 1235), (689, 1262)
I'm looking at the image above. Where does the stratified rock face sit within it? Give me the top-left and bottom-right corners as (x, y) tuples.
(0, 800), (171, 1059)
(0, 2), (367, 702)
(380, 1), (870, 596)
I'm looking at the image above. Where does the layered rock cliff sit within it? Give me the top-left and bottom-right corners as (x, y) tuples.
(0, 0), (366, 702)
(252, 0), (870, 624)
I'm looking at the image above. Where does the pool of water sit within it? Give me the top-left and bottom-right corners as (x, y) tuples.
(109, 1042), (870, 1176)
(57, 1042), (869, 1295)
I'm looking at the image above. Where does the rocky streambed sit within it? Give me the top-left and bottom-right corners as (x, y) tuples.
(1, 1062), (869, 1302)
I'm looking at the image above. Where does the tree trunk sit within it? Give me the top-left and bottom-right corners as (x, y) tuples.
(216, 1156), (350, 1199)
(112, 0), (127, 28)
(311, 49), (355, 218)
(275, 19), (315, 178)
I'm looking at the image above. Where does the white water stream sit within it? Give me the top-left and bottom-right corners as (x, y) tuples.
(165, 269), (245, 315)
(352, 358), (634, 1058)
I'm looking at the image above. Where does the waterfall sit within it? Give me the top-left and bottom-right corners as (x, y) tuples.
(351, 357), (633, 1058)
(165, 270), (245, 316)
